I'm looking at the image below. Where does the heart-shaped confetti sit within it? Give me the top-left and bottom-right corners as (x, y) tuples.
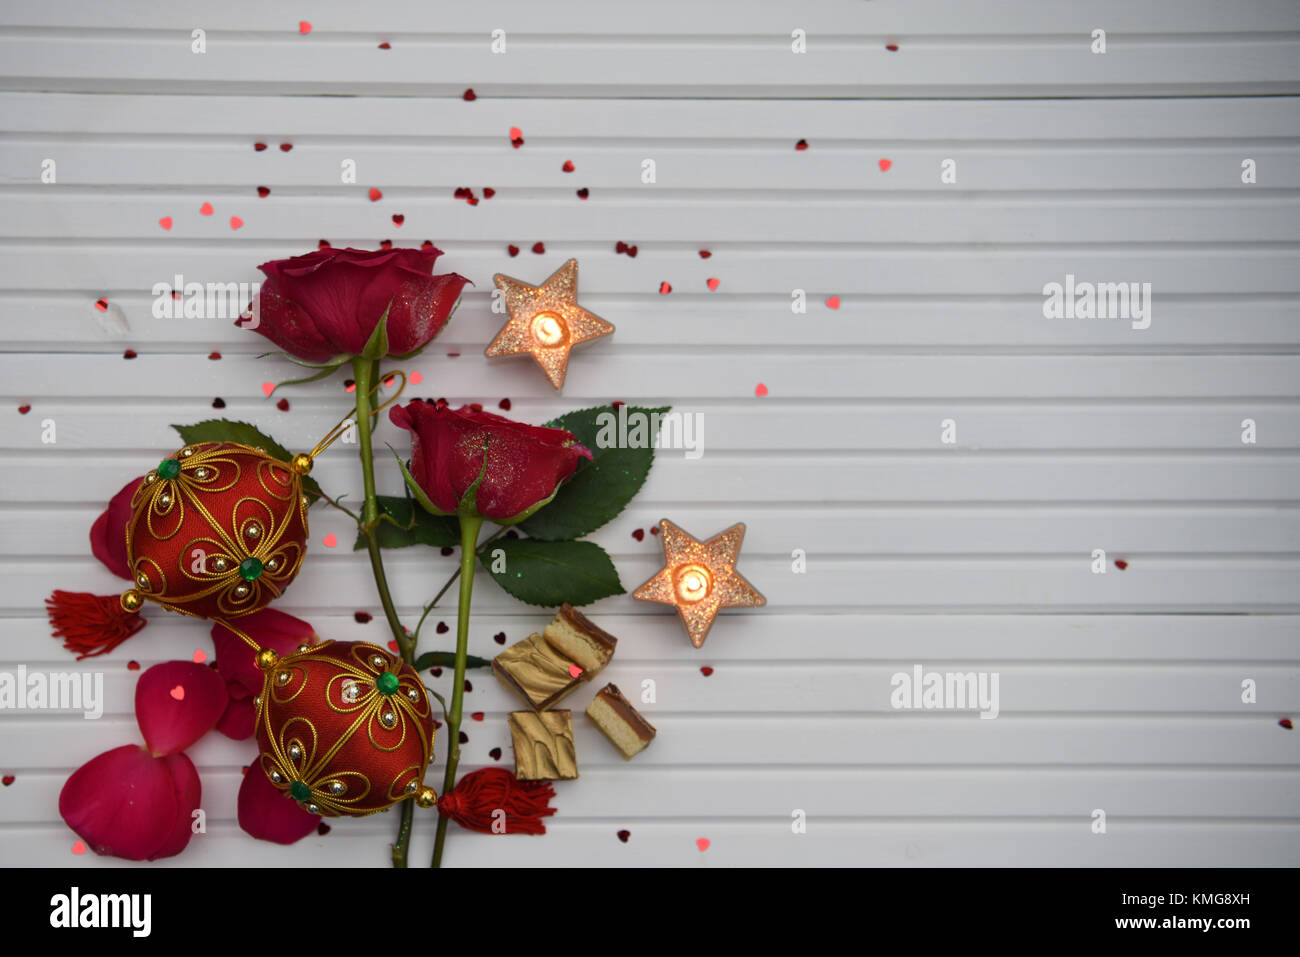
(378, 42), (391, 50)
(193, 650), (207, 664)
(696, 838), (710, 852)
(122, 349), (137, 360)
(617, 829), (630, 843)
(392, 214), (404, 226)
(230, 216), (243, 230)
(462, 88), (476, 101)
(489, 747), (502, 761)
(368, 187), (383, 202)
(494, 631), (507, 644)
(826, 295), (840, 310)
(700, 666), (714, 677)
(199, 202), (213, 216)
(498, 398), (511, 411)
(562, 160), (575, 172)
(127, 660), (140, 671)
(254, 142), (267, 152)
(795, 139), (808, 151)
(706, 278), (720, 291)
(1114, 559), (1129, 570)
(626, 245), (637, 257)
(576, 188), (589, 199)
(659, 282), (672, 295)
(409, 370), (423, 384)
(699, 249), (712, 258)
(17, 404), (30, 415)
(257, 186), (270, 197)
(279, 143), (293, 152)
(568, 664), (584, 678)
(212, 398), (225, 408)
(886, 42), (899, 52)
(755, 382), (769, 397)
(1279, 718), (1293, 730)
(471, 712), (484, 722)
(507, 244), (520, 257)
(298, 21), (312, 35)
(632, 528), (645, 541)
(94, 298), (108, 312)
(878, 159), (892, 172)
(388, 640), (399, 652)
(209, 351), (222, 360)
(261, 382), (274, 396)
(159, 216), (173, 230)
(322, 533), (337, 548)
(2, 775), (14, 786)
(483, 187), (495, 199)
(169, 685), (185, 701)
(532, 242), (545, 254)
(72, 840), (87, 855)
(380, 240), (393, 249)
(354, 611), (372, 623)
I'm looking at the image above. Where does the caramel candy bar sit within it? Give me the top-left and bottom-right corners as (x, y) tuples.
(508, 710), (578, 781)
(492, 632), (583, 711)
(586, 683), (657, 759)
(542, 603), (617, 673)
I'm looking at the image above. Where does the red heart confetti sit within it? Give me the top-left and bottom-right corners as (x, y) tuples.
(280, 143), (293, 152)
(617, 829), (630, 843)
(72, 840), (87, 855)
(886, 43), (899, 52)
(159, 216), (173, 230)
(430, 667), (443, 677)
(254, 142), (267, 152)
(377, 41), (391, 50)
(659, 282), (672, 295)
(257, 185), (271, 196)
(298, 21), (312, 35)
(94, 298), (108, 312)
(507, 244), (519, 257)
(826, 295), (840, 310)
(1114, 559), (1129, 570)
(380, 240), (393, 250)
(261, 382), (275, 396)
(169, 685), (185, 701)
(463, 88), (476, 101)
(696, 838), (710, 852)
(209, 351), (222, 360)
(420, 240), (434, 251)
(562, 160), (575, 172)
(322, 533), (337, 548)
(193, 649), (207, 664)
(615, 241), (627, 253)
(200, 202), (214, 215)
(453, 187), (470, 199)
(483, 187), (495, 199)
(392, 214), (404, 226)
(343, 379), (356, 392)
(471, 712), (484, 722)
(532, 242), (545, 254)
(568, 664), (583, 678)
(489, 747), (502, 761)
(626, 245), (637, 257)
(755, 382), (768, 397)
(700, 666), (714, 677)
(127, 660), (140, 671)
(706, 277), (720, 291)
(212, 398), (225, 408)
(458, 731), (469, 744)
(446, 350), (460, 358)
(276, 397), (290, 411)
(319, 239), (331, 248)
(230, 216), (243, 230)
(317, 822), (332, 835)
(632, 528), (645, 541)
(795, 139), (808, 151)
(576, 188), (589, 199)
(467, 196), (479, 206)
(699, 249), (712, 258)
(511, 137), (524, 148)
(368, 187), (383, 202)
(436, 621), (449, 634)
(879, 158), (892, 172)
(1279, 718), (1293, 729)
(498, 398), (511, 411)
(509, 126), (523, 142)
(17, 405), (30, 415)
(494, 631), (507, 645)
(354, 611), (372, 623)
(123, 349), (137, 360)
(387, 641), (399, 652)
(409, 370), (424, 385)
(2, 775), (14, 787)
(469, 402), (483, 413)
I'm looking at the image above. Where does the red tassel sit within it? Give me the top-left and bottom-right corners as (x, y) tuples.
(437, 767), (557, 835)
(45, 591), (146, 660)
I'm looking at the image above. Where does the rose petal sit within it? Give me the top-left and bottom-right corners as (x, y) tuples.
(212, 608), (317, 699)
(248, 275), (339, 363)
(238, 759), (320, 844)
(149, 752), (202, 859)
(215, 695), (256, 741)
(135, 661), (228, 756)
(383, 271), (472, 356)
(89, 476), (143, 580)
(59, 745), (180, 860)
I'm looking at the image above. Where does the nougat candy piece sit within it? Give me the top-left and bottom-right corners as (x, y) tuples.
(492, 633), (582, 711)
(542, 603), (617, 675)
(508, 710), (578, 781)
(586, 683), (656, 759)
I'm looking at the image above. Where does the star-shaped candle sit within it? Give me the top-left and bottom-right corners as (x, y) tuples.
(485, 258), (614, 388)
(633, 519), (765, 647)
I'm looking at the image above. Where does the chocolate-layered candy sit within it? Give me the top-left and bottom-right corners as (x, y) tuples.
(543, 603), (618, 672)
(508, 710), (578, 781)
(492, 604), (618, 711)
(586, 683), (656, 759)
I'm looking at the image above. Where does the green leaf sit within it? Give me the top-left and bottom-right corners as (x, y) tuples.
(389, 447), (453, 516)
(170, 419), (323, 502)
(520, 404), (669, 541)
(269, 356), (350, 393)
(353, 495), (460, 550)
(479, 538), (624, 607)
(413, 651), (491, 671)
(360, 304), (390, 360)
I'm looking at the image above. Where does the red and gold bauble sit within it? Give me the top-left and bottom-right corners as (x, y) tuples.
(253, 640), (437, 816)
(121, 442), (311, 620)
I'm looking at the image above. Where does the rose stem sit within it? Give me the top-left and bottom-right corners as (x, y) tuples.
(351, 357), (415, 868)
(431, 513), (483, 868)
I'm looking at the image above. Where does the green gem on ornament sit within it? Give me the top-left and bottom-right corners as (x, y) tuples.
(376, 672), (400, 696)
(289, 781), (311, 801)
(238, 557), (264, 581)
(157, 458), (181, 479)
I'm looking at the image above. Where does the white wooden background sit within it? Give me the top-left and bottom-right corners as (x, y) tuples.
(1, 0), (1298, 867)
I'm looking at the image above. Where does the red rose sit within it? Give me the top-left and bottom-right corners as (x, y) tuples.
(388, 402), (591, 523)
(246, 246), (470, 362)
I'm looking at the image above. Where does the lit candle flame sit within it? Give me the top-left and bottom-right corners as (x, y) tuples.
(530, 311), (566, 347)
(674, 564), (713, 604)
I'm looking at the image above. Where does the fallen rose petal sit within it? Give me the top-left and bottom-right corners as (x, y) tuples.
(59, 745), (182, 860)
(135, 661), (228, 756)
(238, 759), (320, 844)
(215, 695), (256, 741)
(212, 608), (317, 699)
(88, 476), (144, 580)
(148, 752), (203, 859)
